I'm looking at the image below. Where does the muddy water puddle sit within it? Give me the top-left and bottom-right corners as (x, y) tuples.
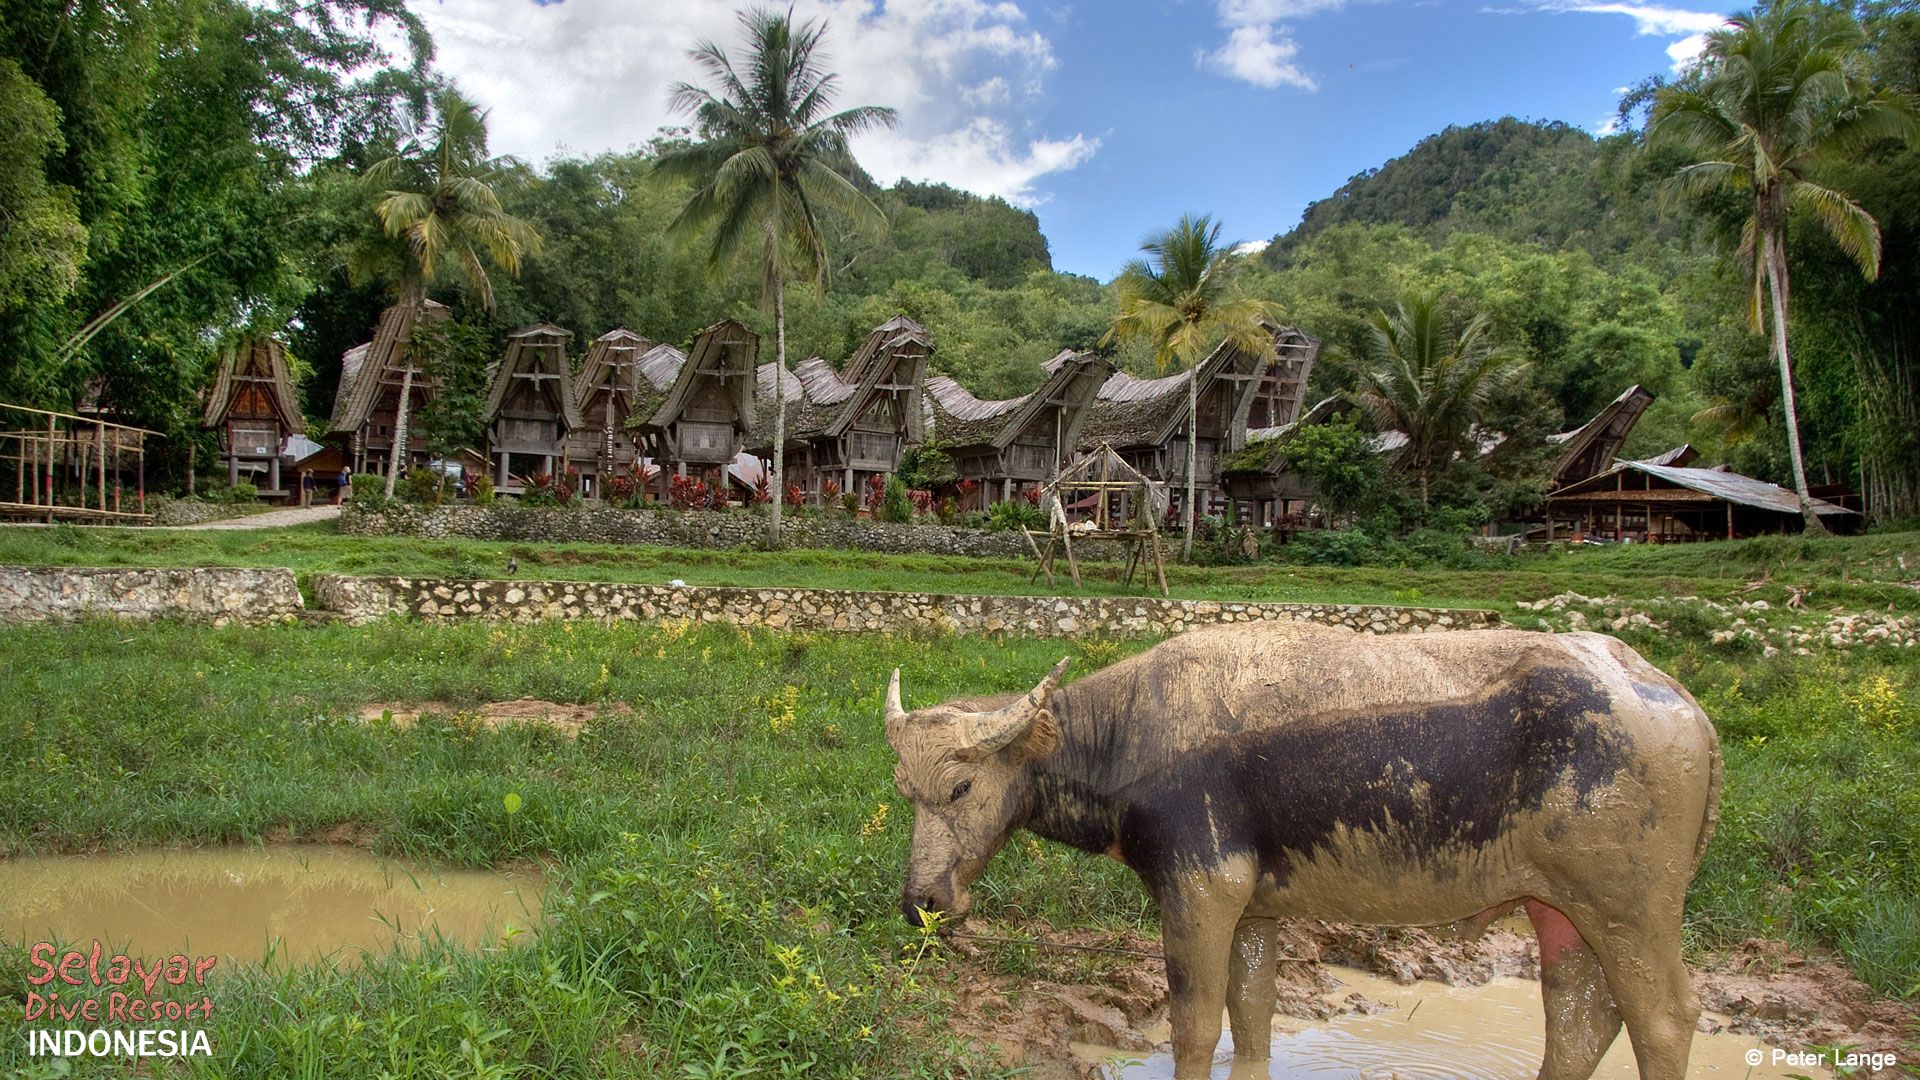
(0, 845), (542, 968)
(1078, 967), (1828, 1079)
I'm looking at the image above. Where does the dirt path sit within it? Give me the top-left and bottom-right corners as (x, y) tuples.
(158, 504), (341, 530)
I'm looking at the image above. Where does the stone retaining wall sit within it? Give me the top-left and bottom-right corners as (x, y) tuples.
(0, 566), (304, 624)
(312, 573), (1500, 638)
(341, 504), (1134, 561)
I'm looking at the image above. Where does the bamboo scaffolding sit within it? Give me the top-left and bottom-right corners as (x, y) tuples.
(0, 403), (158, 523)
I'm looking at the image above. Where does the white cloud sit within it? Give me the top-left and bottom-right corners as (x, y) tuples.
(1233, 238), (1271, 255)
(1202, 0), (1339, 91)
(1202, 24), (1319, 90)
(405, 0), (1095, 206)
(1514, 1), (1726, 72)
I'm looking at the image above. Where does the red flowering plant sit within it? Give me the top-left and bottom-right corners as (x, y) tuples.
(752, 474), (772, 505)
(668, 474), (711, 511)
(863, 473), (886, 512)
(908, 488), (934, 514)
(821, 477), (841, 500)
(785, 483), (805, 509)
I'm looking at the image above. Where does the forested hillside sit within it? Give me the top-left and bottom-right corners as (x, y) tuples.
(3, 0), (1916, 520)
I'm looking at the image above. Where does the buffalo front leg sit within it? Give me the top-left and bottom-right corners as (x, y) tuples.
(1158, 862), (1256, 1079)
(1528, 899), (1622, 1080)
(1226, 917), (1278, 1062)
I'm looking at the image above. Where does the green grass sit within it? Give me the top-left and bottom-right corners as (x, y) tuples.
(4, 521), (1918, 615)
(1, 615), (1916, 1077)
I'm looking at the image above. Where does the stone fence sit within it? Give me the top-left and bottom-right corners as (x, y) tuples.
(311, 574), (1500, 638)
(341, 504), (1136, 561)
(0, 565), (1503, 638)
(0, 566), (304, 625)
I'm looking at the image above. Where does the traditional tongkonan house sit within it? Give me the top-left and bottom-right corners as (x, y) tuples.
(1547, 384), (1655, 487)
(925, 349), (1114, 509)
(201, 337), (306, 497)
(631, 319), (760, 493)
(481, 323), (580, 492)
(567, 328), (654, 496)
(748, 316), (932, 499)
(329, 298), (451, 478)
(1078, 320), (1319, 521)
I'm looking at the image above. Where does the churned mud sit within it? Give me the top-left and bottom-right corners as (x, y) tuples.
(944, 920), (1914, 1080)
(355, 698), (632, 737)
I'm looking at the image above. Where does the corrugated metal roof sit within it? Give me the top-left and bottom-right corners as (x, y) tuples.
(1565, 461), (1857, 516)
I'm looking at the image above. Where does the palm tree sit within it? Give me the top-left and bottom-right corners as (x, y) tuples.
(1649, 1), (1917, 533)
(1103, 214), (1275, 560)
(654, 8), (896, 544)
(1340, 294), (1525, 508)
(360, 88), (541, 497)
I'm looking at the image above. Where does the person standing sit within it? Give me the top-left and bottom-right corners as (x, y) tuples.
(300, 468), (315, 508)
(336, 464), (352, 505)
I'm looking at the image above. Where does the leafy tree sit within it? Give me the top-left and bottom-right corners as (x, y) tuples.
(1104, 213), (1276, 559)
(358, 87), (540, 496)
(1338, 293), (1526, 507)
(1650, 0), (1918, 531)
(654, 7), (897, 545)
(1284, 413), (1383, 522)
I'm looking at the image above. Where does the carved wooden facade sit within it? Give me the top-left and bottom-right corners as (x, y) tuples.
(566, 328), (654, 494)
(748, 316), (931, 498)
(927, 349), (1113, 508)
(631, 320), (760, 490)
(202, 337), (305, 495)
(328, 298), (451, 477)
(482, 323), (580, 491)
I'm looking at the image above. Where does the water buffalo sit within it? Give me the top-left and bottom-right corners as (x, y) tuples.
(884, 621), (1722, 1080)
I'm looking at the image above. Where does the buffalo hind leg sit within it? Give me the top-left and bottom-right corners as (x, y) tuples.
(1528, 899), (1622, 1080)
(1569, 901), (1699, 1080)
(1226, 917), (1278, 1062)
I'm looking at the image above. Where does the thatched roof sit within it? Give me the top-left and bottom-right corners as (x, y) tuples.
(927, 349), (1113, 449)
(747, 316), (931, 451)
(1548, 384), (1653, 485)
(574, 328), (655, 416)
(202, 337), (305, 434)
(483, 323), (582, 429)
(329, 298), (451, 431)
(1079, 321), (1316, 449)
(642, 319), (758, 433)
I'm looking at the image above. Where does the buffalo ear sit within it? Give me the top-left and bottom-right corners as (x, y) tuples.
(1009, 709), (1060, 762)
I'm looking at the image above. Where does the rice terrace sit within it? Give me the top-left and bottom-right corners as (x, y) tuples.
(3, 1), (1919, 1078)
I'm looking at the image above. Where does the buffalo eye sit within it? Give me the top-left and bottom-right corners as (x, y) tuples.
(948, 780), (973, 804)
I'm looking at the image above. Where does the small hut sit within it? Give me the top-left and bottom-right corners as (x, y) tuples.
(482, 323), (580, 492)
(633, 320), (760, 491)
(747, 316), (932, 498)
(1077, 321), (1319, 522)
(927, 349), (1114, 509)
(329, 298), (451, 478)
(568, 328), (655, 495)
(201, 337), (305, 497)
(1545, 460), (1859, 541)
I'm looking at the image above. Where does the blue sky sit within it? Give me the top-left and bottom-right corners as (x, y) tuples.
(407, 0), (1738, 279)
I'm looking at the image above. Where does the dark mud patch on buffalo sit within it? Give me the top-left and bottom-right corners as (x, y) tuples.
(943, 920), (1914, 1079)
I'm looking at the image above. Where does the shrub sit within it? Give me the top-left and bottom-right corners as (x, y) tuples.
(840, 492), (861, 516)
(986, 499), (1043, 532)
(784, 483), (804, 510)
(212, 481), (259, 505)
(935, 496), (960, 525)
(348, 474), (389, 509)
(863, 474), (885, 512)
(402, 468), (444, 506)
(1285, 527), (1380, 566)
(668, 474), (712, 512)
(469, 474), (496, 506)
(878, 477), (914, 524)
(821, 476), (842, 502)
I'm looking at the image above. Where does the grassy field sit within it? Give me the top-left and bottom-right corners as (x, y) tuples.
(1, 604), (1916, 1076)
(4, 520), (1919, 615)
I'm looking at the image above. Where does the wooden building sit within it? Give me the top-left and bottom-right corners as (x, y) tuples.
(926, 349), (1113, 508)
(748, 316), (932, 498)
(329, 298), (451, 477)
(631, 319), (761, 490)
(201, 337), (305, 497)
(1219, 396), (1353, 526)
(1546, 460), (1859, 540)
(482, 323), (580, 492)
(1547, 385), (1654, 487)
(1078, 321), (1319, 520)
(567, 328), (655, 495)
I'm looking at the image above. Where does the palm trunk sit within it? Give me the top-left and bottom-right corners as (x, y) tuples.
(1761, 226), (1828, 536)
(770, 266), (786, 548)
(384, 290), (423, 499)
(1183, 377), (1197, 561)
